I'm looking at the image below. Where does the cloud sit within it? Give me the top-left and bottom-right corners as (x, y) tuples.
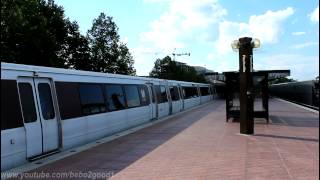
(291, 31), (306, 36)
(214, 21), (250, 54)
(131, 46), (166, 75)
(134, 4), (303, 77)
(134, 0), (227, 75)
(140, 0), (227, 52)
(309, 5), (319, 23)
(171, 0), (227, 30)
(143, 0), (170, 3)
(214, 7), (294, 54)
(207, 53), (215, 60)
(291, 42), (319, 49)
(206, 52), (239, 73)
(255, 54), (319, 80)
(140, 12), (184, 52)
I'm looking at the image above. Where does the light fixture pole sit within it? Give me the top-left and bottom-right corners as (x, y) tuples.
(231, 37), (260, 134)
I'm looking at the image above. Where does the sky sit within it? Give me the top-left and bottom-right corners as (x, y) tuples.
(54, 0), (319, 80)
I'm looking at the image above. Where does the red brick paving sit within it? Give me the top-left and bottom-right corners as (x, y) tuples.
(20, 99), (319, 179)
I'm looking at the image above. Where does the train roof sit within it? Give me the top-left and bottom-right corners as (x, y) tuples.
(1, 62), (209, 86)
(1, 62), (149, 81)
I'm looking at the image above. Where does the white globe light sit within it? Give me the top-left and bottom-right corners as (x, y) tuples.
(252, 38), (260, 48)
(231, 40), (240, 51)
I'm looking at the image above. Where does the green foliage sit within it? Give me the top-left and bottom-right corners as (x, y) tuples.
(59, 20), (93, 70)
(1, 0), (68, 67)
(87, 13), (136, 75)
(1, 1), (136, 75)
(116, 43), (136, 75)
(149, 56), (207, 83)
(269, 77), (297, 85)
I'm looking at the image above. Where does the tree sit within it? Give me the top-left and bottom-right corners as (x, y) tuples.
(149, 56), (174, 79)
(59, 20), (92, 70)
(1, 0), (68, 67)
(149, 56), (207, 83)
(1, 1), (136, 75)
(87, 13), (136, 75)
(116, 43), (136, 75)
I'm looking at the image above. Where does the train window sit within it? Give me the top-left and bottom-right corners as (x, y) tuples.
(154, 85), (168, 103)
(169, 86), (175, 100)
(200, 87), (210, 96)
(55, 82), (82, 120)
(105, 84), (126, 111)
(139, 85), (150, 106)
(194, 87), (199, 97)
(1, 80), (23, 130)
(184, 87), (198, 99)
(18, 83), (37, 123)
(183, 87), (190, 99)
(175, 86), (181, 100)
(170, 86), (180, 101)
(200, 87), (205, 95)
(124, 85), (141, 108)
(38, 83), (55, 120)
(160, 86), (168, 103)
(79, 84), (106, 115)
(195, 87), (199, 97)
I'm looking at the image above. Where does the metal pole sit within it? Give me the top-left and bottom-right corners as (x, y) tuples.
(238, 37), (254, 134)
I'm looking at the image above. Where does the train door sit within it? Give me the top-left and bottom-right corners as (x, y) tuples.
(167, 86), (173, 115)
(200, 86), (204, 104)
(147, 83), (158, 120)
(17, 77), (59, 159)
(197, 85), (201, 105)
(211, 85), (215, 100)
(209, 86), (212, 100)
(179, 85), (185, 110)
(156, 85), (170, 118)
(176, 85), (183, 111)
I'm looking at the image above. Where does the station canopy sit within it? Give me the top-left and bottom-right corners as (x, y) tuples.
(222, 70), (290, 81)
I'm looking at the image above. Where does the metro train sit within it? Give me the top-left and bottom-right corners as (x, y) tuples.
(1, 62), (214, 171)
(269, 80), (319, 109)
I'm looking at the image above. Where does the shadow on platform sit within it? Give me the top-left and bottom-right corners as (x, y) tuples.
(270, 115), (319, 128)
(254, 134), (319, 142)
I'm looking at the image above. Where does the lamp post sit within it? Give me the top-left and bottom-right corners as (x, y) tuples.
(231, 37), (260, 134)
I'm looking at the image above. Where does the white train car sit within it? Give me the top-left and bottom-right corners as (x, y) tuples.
(167, 80), (183, 114)
(199, 84), (213, 103)
(1, 62), (213, 171)
(179, 82), (200, 110)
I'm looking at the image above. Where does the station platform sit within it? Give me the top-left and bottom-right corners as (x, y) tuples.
(8, 99), (319, 179)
